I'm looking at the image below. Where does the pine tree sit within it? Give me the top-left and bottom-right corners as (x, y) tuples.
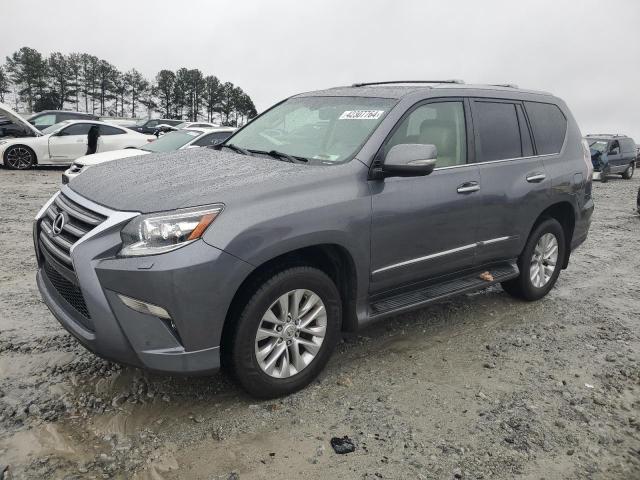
(0, 66), (10, 103)
(124, 69), (148, 118)
(204, 75), (221, 123)
(48, 52), (72, 109)
(66, 53), (83, 111)
(5, 47), (49, 111)
(155, 70), (175, 118)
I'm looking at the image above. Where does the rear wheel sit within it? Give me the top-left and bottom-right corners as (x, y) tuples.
(622, 163), (635, 180)
(502, 218), (566, 301)
(3, 145), (36, 169)
(226, 266), (341, 398)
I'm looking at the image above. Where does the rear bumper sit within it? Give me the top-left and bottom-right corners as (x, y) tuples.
(34, 188), (253, 375)
(571, 196), (594, 251)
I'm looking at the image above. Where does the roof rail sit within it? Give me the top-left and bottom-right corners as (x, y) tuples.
(351, 80), (465, 87)
(490, 83), (519, 88)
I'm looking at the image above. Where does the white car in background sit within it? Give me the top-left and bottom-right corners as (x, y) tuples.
(0, 103), (154, 170)
(62, 127), (236, 183)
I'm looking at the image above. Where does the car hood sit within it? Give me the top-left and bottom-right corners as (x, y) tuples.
(0, 102), (42, 137)
(68, 148), (360, 213)
(76, 149), (148, 166)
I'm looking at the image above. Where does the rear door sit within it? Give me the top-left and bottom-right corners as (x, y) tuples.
(48, 123), (93, 159)
(472, 99), (551, 265)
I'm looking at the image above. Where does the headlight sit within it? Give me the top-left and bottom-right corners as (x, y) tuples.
(0, 140), (7, 146)
(119, 204), (224, 257)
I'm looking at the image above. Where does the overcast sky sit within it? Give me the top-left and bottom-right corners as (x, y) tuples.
(2, 0), (640, 140)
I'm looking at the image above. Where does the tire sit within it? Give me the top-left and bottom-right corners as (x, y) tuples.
(622, 163), (635, 180)
(501, 217), (566, 301)
(226, 266), (342, 398)
(3, 145), (36, 169)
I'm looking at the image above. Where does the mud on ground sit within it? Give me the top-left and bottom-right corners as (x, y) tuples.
(0, 168), (638, 479)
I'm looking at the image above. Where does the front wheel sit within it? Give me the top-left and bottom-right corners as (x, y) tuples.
(3, 145), (36, 169)
(622, 163), (635, 180)
(502, 217), (566, 301)
(226, 266), (342, 398)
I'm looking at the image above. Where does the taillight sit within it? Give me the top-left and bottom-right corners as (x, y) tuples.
(581, 139), (593, 181)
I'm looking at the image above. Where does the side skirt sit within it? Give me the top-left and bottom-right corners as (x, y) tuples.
(366, 261), (519, 321)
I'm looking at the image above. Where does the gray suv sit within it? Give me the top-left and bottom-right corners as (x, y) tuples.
(34, 81), (594, 397)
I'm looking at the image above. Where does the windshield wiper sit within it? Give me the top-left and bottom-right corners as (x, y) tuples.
(252, 149), (308, 163)
(222, 143), (251, 156)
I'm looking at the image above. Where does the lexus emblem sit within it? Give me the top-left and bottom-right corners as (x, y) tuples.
(52, 212), (67, 236)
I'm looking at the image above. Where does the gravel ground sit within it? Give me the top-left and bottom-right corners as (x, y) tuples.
(0, 168), (639, 480)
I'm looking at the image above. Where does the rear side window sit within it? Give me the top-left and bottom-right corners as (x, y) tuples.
(474, 101), (522, 162)
(524, 102), (567, 155)
(621, 138), (635, 153)
(99, 125), (125, 135)
(59, 123), (94, 136)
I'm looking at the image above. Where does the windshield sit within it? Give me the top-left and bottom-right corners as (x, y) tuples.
(41, 121), (71, 135)
(175, 122), (190, 129)
(141, 130), (202, 152)
(227, 96), (396, 163)
(589, 140), (608, 153)
(135, 118), (149, 126)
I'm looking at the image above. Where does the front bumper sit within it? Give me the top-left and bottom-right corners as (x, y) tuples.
(35, 187), (253, 374)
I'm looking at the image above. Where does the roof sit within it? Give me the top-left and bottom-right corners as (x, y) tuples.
(294, 81), (552, 99)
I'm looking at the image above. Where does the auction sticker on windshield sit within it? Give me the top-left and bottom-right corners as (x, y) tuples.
(339, 110), (384, 120)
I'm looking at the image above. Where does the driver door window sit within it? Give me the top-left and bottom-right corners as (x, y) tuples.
(384, 101), (467, 167)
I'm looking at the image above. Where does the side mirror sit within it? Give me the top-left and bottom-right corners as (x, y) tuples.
(382, 144), (437, 178)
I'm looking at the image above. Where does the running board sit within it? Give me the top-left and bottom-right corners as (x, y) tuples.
(369, 262), (519, 318)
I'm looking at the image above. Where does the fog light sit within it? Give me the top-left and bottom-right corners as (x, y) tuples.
(118, 294), (171, 319)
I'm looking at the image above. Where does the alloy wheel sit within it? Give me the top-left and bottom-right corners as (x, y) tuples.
(6, 147), (33, 169)
(530, 233), (558, 288)
(254, 289), (327, 378)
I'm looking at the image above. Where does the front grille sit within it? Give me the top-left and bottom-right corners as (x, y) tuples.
(42, 260), (93, 327)
(38, 193), (106, 271)
(37, 192), (106, 331)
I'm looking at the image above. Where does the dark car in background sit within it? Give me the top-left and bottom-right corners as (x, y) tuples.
(128, 118), (184, 135)
(29, 110), (99, 130)
(585, 134), (636, 182)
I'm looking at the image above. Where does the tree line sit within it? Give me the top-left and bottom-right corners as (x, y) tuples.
(0, 47), (257, 126)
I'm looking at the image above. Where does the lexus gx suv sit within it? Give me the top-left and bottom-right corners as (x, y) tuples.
(34, 81), (593, 398)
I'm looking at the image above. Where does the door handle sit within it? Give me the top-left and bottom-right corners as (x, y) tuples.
(457, 182), (480, 194)
(526, 173), (546, 183)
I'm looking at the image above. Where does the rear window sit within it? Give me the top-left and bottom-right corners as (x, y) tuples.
(474, 101), (522, 162)
(524, 102), (567, 155)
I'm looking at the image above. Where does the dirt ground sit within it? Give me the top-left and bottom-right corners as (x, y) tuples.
(0, 167), (638, 480)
